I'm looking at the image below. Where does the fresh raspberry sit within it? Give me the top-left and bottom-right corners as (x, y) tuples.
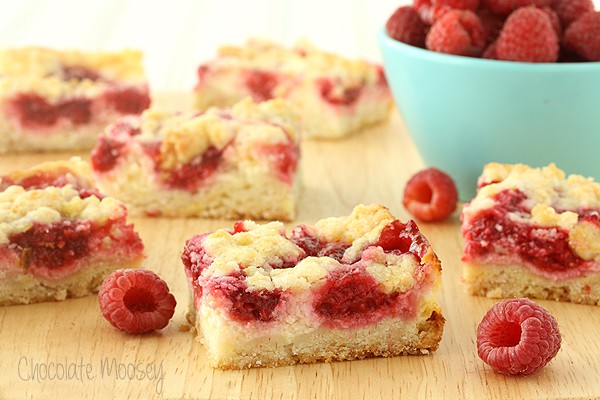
(425, 10), (486, 56)
(482, 0), (553, 16)
(104, 87), (150, 115)
(478, 8), (506, 44)
(477, 298), (561, 375)
(415, 0), (479, 24)
(482, 40), (499, 58)
(541, 6), (562, 36)
(564, 11), (600, 61)
(402, 167), (458, 222)
(496, 6), (559, 62)
(553, 0), (594, 27)
(386, 6), (428, 48)
(98, 269), (177, 334)
(433, 0), (479, 9)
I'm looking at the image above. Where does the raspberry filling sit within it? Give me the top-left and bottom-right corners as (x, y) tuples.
(318, 79), (363, 106)
(91, 121), (141, 172)
(245, 70), (279, 101)
(185, 219), (429, 327)
(463, 189), (592, 278)
(91, 136), (127, 172)
(9, 93), (92, 128)
(0, 172), (71, 191)
(9, 84), (148, 130)
(103, 87), (150, 115)
(206, 273), (283, 323)
(311, 220), (429, 328)
(159, 146), (224, 192)
(290, 226), (351, 263)
(313, 268), (401, 329)
(376, 219), (429, 261)
(257, 142), (299, 185)
(10, 221), (91, 272)
(181, 233), (212, 296)
(0, 171), (101, 198)
(92, 119), (226, 192)
(8, 218), (142, 280)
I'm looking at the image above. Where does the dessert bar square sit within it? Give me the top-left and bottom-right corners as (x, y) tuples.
(194, 39), (392, 139)
(461, 163), (600, 305)
(91, 97), (300, 220)
(182, 204), (444, 369)
(0, 159), (144, 306)
(0, 47), (150, 152)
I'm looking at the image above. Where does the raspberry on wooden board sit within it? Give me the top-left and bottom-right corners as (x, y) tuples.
(98, 269), (177, 334)
(477, 298), (561, 375)
(403, 167), (458, 222)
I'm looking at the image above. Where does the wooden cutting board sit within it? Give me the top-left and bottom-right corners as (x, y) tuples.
(1, 93), (599, 400)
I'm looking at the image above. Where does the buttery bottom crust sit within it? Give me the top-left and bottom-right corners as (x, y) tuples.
(189, 304), (445, 370)
(0, 259), (142, 306)
(463, 262), (600, 305)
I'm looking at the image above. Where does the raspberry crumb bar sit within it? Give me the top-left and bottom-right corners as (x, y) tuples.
(91, 98), (300, 220)
(0, 159), (144, 306)
(0, 47), (150, 153)
(462, 163), (600, 305)
(182, 204), (444, 369)
(194, 39), (392, 139)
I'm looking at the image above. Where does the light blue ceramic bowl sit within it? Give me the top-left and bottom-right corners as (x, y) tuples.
(378, 28), (600, 200)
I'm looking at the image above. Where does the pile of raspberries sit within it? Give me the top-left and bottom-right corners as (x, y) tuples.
(385, 0), (600, 62)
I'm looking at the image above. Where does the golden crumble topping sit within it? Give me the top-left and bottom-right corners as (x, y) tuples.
(0, 185), (125, 244)
(465, 163), (600, 264)
(215, 38), (382, 85)
(200, 204), (420, 293)
(0, 47), (147, 101)
(131, 98), (299, 169)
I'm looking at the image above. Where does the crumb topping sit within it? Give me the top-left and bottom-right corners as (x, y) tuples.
(134, 98), (299, 169)
(0, 157), (93, 188)
(464, 162), (600, 267)
(364, 247), (417, 294)
(0, 185), (124, 244)
(316, 204), (396, 245)
(569, 221), (600, 262)
(202, 221), (302, 274)
(214, 38), (382, 86)
(0, 47), (146, 100)
(467, 163), (600, 217)
(199, 204), (422, 293)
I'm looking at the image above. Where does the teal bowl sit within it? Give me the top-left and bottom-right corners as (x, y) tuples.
(378, 28), (600, 200)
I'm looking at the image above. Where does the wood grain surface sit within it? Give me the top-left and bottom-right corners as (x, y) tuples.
(1, 93), (599, 400)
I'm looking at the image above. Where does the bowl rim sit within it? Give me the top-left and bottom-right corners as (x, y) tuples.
(377, 27), (600, 72)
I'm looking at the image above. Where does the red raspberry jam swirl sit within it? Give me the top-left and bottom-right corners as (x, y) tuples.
(9, 94), (92, 128)
(9, 218), (142, 280)
(9, 85), (149, 130)
(245, 70), (279, 101)
(462, 189), (595, 279)
(256, 141), (299, 186)
(103, 87), (150, 115)
(312, 219), (428, 329)
(205, 272), (283, 323)
(183, 219), (430, 327)
(0, 171), (102, 199)
(318, 78), (363, 106)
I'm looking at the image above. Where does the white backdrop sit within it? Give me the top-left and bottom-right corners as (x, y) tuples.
(1, 0), (598, 91)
